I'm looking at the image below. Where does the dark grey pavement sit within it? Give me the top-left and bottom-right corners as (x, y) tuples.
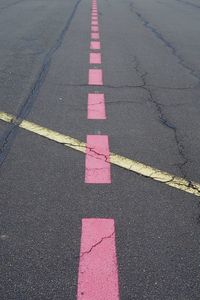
(1, 0), (200, 299)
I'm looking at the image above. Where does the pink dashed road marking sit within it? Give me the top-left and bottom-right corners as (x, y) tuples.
(89, 52), (101, 64)
(91, 20), (98, 26)
(91, 26), (99, 32)
(87, 93), (106, 119)
(85, 135), (111, 183)
(88, 69), (103, 85)
(77, 218), (119, 299)
(91, 32), (99, 40)
(92, 16), (98, 21)
(90, 41), (101, 50)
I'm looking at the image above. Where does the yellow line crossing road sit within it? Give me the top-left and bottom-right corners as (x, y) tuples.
(0, 111), (200, 197)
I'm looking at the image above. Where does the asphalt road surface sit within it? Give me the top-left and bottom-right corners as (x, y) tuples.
(1, 0), (200, 299)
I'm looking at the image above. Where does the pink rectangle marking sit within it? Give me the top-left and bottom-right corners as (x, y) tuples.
(91, 26), (99, 32)
(88, 69), (103, 85)
(89, 52), (101, 64)
(92, 16), (98, 21)
(77, 218), (119, 299)
(85, 135), (111, 183)
(88, 93), (106, 119)
(91, 32), (100, 40)
(90, 41), (100, 50)
(91, 20), (98, 26)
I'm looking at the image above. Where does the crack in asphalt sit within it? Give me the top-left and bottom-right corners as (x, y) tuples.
(106, 100), (143, 105)
(0, 0), (82, 166)
(56, 82), (145, 89)
(55, 82), (197, 90)
(0, 0), (26, 12)
(175, 0), (200, 9)
(129, 1), (200, 84)
(80, 231), (114, 258)
(131, 56), (190, 179)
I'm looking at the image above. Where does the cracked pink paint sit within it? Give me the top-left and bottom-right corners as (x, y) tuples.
(85, 135), (111, 183)
(87, 93), (106, 119)
(77, 218), (119, 299)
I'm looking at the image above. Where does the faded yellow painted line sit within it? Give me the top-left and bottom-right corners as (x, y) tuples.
(0, 111), (86, 153)
(0, 111), (200, 197)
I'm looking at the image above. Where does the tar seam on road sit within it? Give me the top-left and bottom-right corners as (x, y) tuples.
(0, 0), (82, 166)
(0, 111), (200, 197)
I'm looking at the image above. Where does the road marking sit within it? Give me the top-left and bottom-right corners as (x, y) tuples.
(89, 52), (101, 64)
(90, 41), (100, 50)
(91, 25), (99, 32)
(77, 218), (119, 299)
(0, 111), (200, 197)
(91, 20), (98, 26)
(91, 32), (99, 40)
(85, 135), (111, 183)
(88, 69), (103, 85)
(87, 93), (106, 119)
(91, 16), (98, 21)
